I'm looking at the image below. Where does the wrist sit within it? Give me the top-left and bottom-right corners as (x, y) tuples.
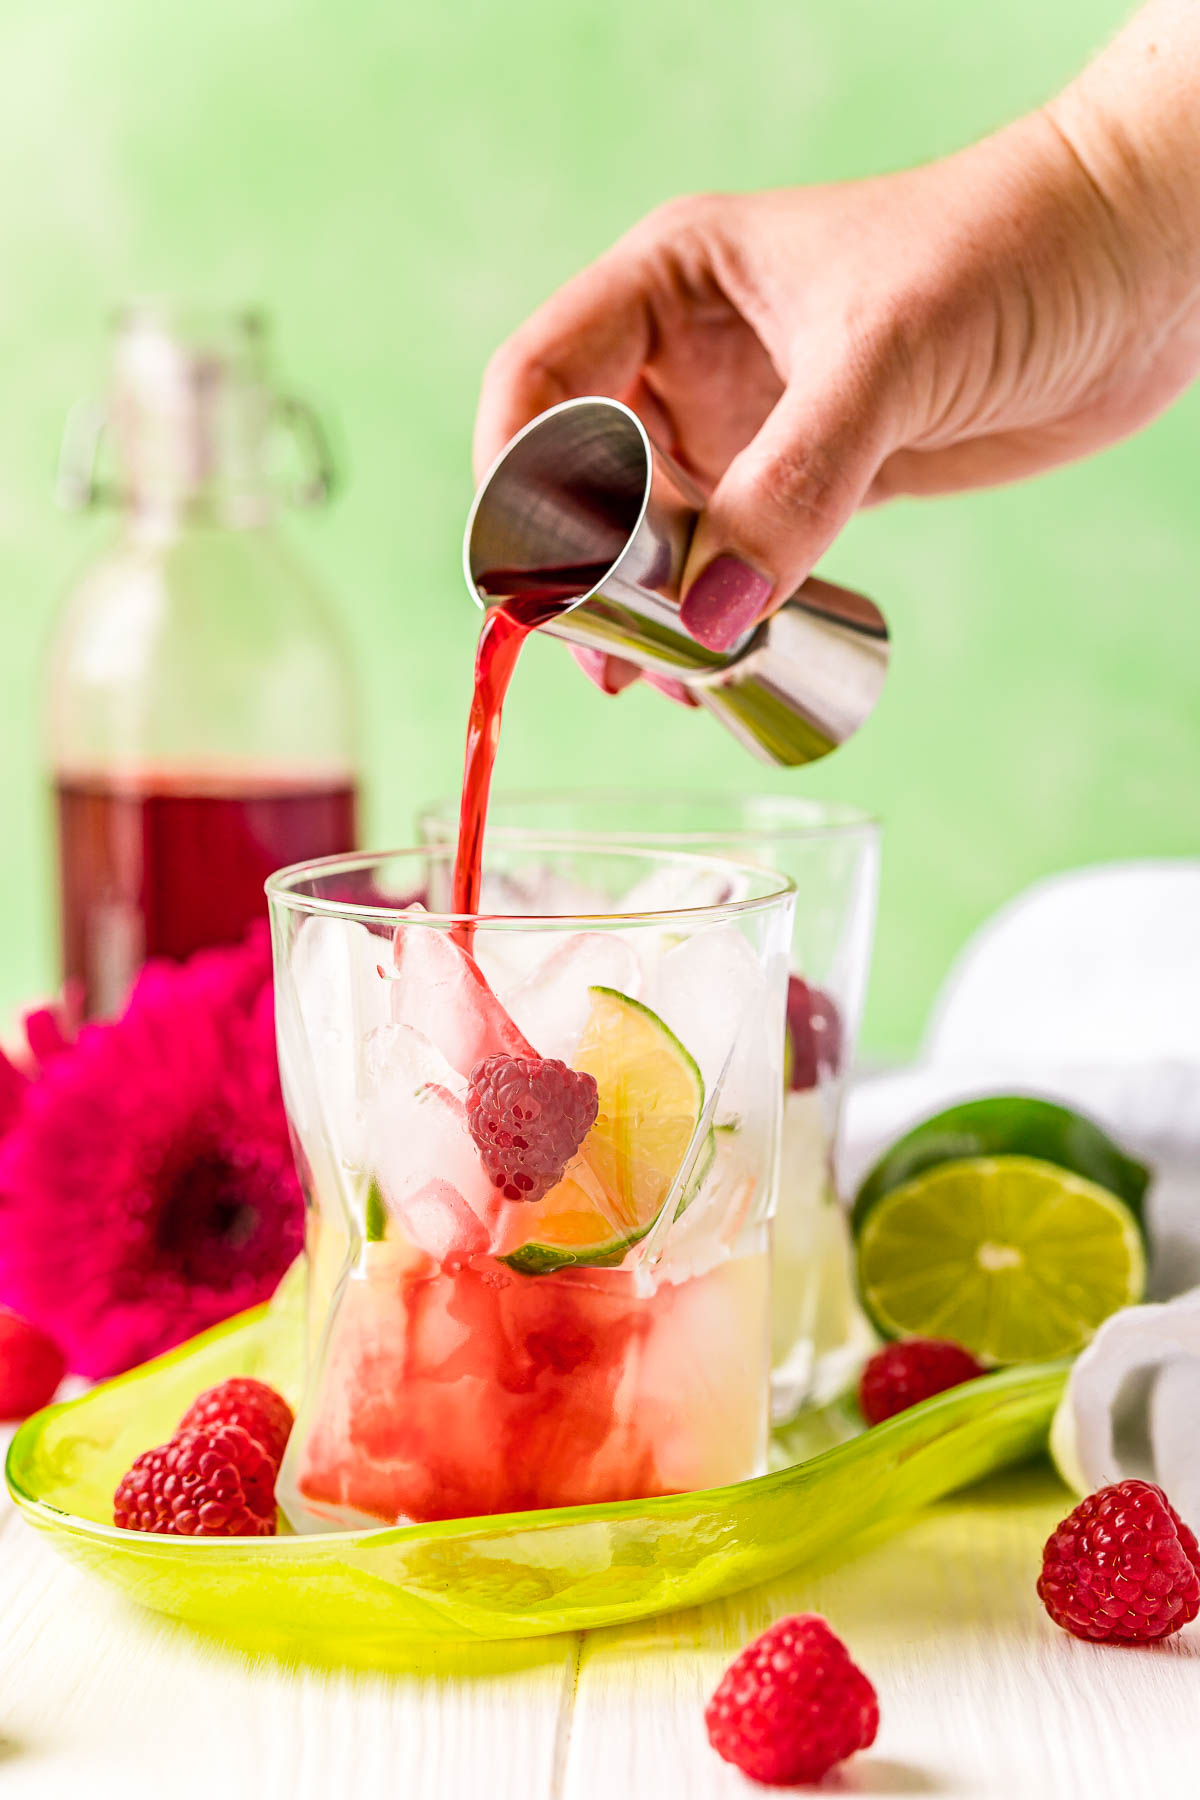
(1044, 5), (1200, 319)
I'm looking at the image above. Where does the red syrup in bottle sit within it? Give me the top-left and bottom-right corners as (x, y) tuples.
(57, 770), (358, 1016)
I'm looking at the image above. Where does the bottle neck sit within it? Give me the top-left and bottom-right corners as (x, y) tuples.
(113, 336), (276, 531)
(59, 308), (334, 536)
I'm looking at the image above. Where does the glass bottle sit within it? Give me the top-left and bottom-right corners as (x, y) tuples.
(48, 305), (360, 1017)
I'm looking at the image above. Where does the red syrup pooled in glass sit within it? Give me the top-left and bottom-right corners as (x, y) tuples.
(452, 565), (609, 938)
(57, 771), (358, 1017)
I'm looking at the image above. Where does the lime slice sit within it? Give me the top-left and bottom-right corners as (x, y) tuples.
(498, 1163), (645, 1275)
(574, 987), (707, 1225)
(852, 1096), (1150, 1234)
(499, 986), (706, 1276)
(855, 1154), (1146, 1364)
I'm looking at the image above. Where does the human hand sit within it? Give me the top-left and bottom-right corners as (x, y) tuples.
(474, 4), (1200, 692)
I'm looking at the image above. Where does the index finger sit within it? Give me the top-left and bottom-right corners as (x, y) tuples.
(472, 247), (654, 479)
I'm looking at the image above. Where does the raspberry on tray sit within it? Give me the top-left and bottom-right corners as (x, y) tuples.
(178, 1377), (294, 1469)
(113, 1424), (278, 1537)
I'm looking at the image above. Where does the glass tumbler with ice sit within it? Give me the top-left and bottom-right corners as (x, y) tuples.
(267, 843), (795, 1530)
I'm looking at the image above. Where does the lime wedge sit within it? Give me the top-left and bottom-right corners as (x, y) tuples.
(574, 987), (707, 1227)
(855, 1154), (1146, 1364)
(499, 986), (706, 1276)
(852, 1096), (1150, 1234)
(498, 1164), (645, 1275)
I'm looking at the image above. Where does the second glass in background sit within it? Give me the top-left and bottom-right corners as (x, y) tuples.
(420, 792), (880, 1415)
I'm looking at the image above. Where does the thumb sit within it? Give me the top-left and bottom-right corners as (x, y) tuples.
(679, 365), (896, 651)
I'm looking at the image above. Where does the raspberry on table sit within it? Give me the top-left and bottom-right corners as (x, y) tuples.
(178, 1377), (294, 1468)
(705, 1613), (878, 1787)
(0, 1306), (66, 1421)
(113, 1423), (278, 1537)
(1038, 1479), (1200, 1644)
(466, 1054), (599, 1204)
(858, 1337), (987, 1425)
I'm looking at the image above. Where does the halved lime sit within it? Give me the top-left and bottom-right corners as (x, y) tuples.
(499, 986), (707, 1276)
(852, 1096), (1150, 1234)
(855, 1154), (1146, 1364)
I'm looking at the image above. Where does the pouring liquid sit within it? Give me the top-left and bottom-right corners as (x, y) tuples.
(452, 566), (607, 939)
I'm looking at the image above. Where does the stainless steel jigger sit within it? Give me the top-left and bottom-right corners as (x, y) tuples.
(462, 396), (889, 767)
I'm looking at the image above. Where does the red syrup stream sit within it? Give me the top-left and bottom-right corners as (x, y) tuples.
(452, 565), (610, 944)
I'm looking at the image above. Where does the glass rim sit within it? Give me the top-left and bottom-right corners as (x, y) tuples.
(265, 843), (796, 931)
(417, 788), (879, 845)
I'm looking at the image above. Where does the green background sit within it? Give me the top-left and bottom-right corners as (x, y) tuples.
(2, 0), (1197, 1058)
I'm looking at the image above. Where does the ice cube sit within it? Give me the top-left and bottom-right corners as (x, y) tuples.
(608, 863), (757, 991)
(282, 914), (392, 1155)
(476, 865), (613, 920)
(467, 866), (617, 996)
(397, 1178), (491, 1261)
(358, 1022), (502, 1247)
(620, 860), (751, 918)
(468, 929), (548, 1002)
(389, 918), (534, 1074)
(496, 930), (642, 1062)
(655, 1130), (758, 1279)
(643, 924), (780, 1142)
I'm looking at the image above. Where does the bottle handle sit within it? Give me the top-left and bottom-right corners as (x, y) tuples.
(56, 399), (110, 511)
(275, 393), (338, 508)
(57, 391), (339, 512)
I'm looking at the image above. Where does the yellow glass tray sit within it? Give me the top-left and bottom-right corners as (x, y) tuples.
(6, 1274), (1066, 1652)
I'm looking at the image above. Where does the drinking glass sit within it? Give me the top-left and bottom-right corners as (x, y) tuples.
(420, 794), (880, 1416)
(268, 842), (795, 1529)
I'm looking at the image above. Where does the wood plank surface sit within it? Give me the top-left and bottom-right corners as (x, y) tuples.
(0, 1450), (576, 1800)
(3, 1451), (1197, 1798)
(561, 1466), (1199, 1799)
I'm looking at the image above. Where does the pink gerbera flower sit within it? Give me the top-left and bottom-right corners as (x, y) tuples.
(0, 929), (303, 1378)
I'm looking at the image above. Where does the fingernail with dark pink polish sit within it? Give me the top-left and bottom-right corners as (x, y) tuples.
(680, 556), (774, 652)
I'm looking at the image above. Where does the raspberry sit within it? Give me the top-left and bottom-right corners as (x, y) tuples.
(706, 1614), (878, 1786)
(785, 976), (842, 1092)
(466, 1054), (599, 1203)
(0, 1307), (66, 1420)
(858, 1337), (986, 1425)
(1038, 1479), (1200, 1643)
(178, 1377), (294, 1467)
(113, 1424), (277, 1536)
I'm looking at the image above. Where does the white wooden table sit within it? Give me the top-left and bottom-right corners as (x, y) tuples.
(2, 1449), (1196, 1798)
(5, 1050), (1199, 1798)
